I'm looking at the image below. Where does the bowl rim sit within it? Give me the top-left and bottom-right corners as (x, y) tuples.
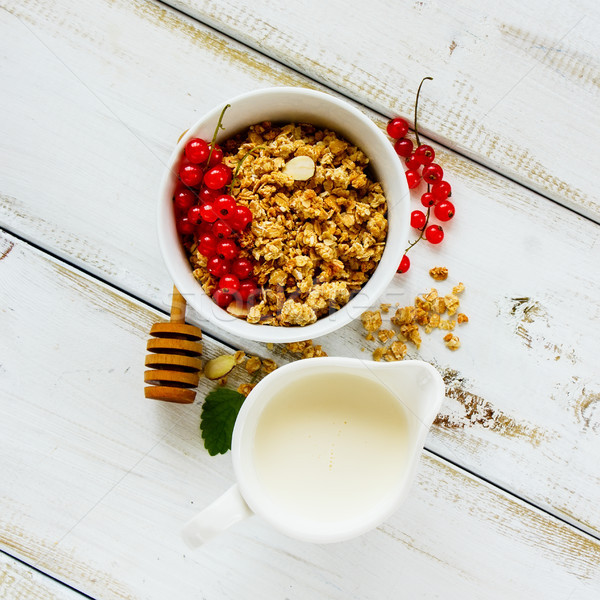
(157, 86), (410, 343)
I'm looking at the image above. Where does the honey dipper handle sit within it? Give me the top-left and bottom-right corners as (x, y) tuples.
(170, 286), (186, 323)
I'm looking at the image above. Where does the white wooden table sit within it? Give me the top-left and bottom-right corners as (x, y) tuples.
(1, 0), (599, 598)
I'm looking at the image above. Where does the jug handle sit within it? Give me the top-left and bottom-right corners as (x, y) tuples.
(182, 484), (253, 547)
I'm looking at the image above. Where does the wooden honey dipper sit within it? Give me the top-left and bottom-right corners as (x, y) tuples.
(144, 286), (203, 404)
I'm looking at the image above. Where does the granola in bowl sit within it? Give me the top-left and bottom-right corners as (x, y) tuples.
(187, 121), (388, 327)
(158, 87), (409, 343)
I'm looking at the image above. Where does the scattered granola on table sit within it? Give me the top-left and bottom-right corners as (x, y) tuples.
(361, 310), (382, 332)
(377, 329), (396, 343)
(261, 358), (278, 374)
(386, 341), (408, 361)
(373, 347), (386, 362)
(285, 339), (328, 359)
(452, 282), (465, 295)
(429, 266), (448, 281)
(237, 383), (255, 397)
(244, 355), (262, 374)
(188, 121), (388, 326)
(444, 293), (460, 316)
(443, 333), (461, 351)
(361, 268), (467, 360)
(242, 354), (280, 375)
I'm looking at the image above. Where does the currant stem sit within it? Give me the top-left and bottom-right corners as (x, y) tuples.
(206, 104), (231, 167)
(414, 77), (433, 147)
(405, 206), (430, 254)
(402, 79), (433, 258)
(228, 144), (266, 194)
(404, 183), (431, 254)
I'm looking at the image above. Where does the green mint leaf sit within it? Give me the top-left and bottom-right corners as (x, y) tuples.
(200, 388), (245, 456)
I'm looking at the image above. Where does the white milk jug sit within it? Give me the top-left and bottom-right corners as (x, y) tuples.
(183, 356), (444, 545)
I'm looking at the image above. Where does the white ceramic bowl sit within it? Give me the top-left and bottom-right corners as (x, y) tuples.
(158, 87), (410, 343)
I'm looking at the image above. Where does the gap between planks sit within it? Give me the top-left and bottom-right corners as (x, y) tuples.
(0, 225), (242, 358)
(0, 548), (96, 600)
(2, 224), (599, 548)
(425, 447), (600, 544)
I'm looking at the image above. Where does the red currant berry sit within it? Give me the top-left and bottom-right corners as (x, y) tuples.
(238, 279), (259, 303)
(394, 138), (414, 158)
(176, 217), (194, 236)
(232, 257), (253, 279)
(204, 164), (232, 190)
(387, 117), (409, 139)
(410, 210), (427, 229)
(199, 187), (219, 204)
(185, 138), (210, 164)
(218, 274), (240, 294)
(230, 205), (253, 231)
(195, 221), (212, 237)
(414, 144), (435, 165)
(420, 192), (437, 208)
(207, 256), (230, 277)
(187, 205), (203, 224)
(405, 169), (421, 189)
(174, 188), (196, 212)
(434, 200), (455, 222)
(198, 233), (217, 257)
(216, 240), (240, 261)
(212, 219), (233, 239)
(199, 203), (218, 223)
(422, 163), (443, 184)
(207, 144), (224, 167)
(213, 195), (237, 220)
(212, 288), (232, 308)
(405, 154), (421, 169)
(425, 224), (444, 244)
(397, 254), (410, 273)
(179, 163), (203, 187)
(431, 180), (452, 201)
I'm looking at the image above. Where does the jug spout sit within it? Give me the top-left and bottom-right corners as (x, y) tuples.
(369, 360), (445, 433)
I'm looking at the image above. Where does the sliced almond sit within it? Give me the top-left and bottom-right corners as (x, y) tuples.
(227, 302), (250, 318)
(283, 155), (315, 181)
(204, 354), (236, 380)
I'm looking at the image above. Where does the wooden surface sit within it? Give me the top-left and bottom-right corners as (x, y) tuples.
(1, 0), (599, 598)
(1, 230), (599, 598)
(0, 553), (85, 600)
(171, 0), (600, 222)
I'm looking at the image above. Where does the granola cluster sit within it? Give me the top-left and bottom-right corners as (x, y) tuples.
(228, 352), (279, 396)
(188, 121), (388, 326)
(361, 270), (468, 359)
(231, 340), (329, 396)
(429, 266), (448, 281)
(285, 339), (328, 359)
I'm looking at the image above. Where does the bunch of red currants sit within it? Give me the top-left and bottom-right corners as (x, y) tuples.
(173, 135), (259, 309)
(386, 78), (455, 274)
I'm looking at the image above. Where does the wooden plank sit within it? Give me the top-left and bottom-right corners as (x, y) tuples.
(168, 0), (600, 222)
(0, 230), (599, 599)
(1, 0), (600, 541)
(0, 552), (85, 600)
